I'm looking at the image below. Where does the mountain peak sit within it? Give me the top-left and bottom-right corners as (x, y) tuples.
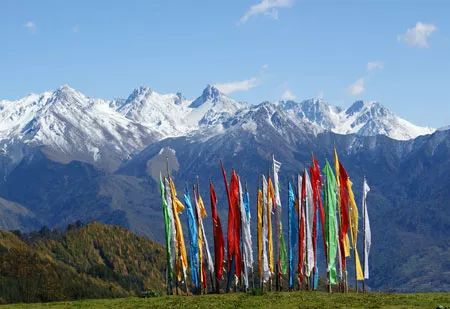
(50, 85), (86, 103)
(126, 86), (153, 103)
(189, 84), (223, 108)
(346, 100), (388, 117)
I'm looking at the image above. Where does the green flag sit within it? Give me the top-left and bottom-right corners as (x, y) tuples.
(279, 231), (288, 275)
(323, 161), (338, 285)
(159, 173), (173, 281)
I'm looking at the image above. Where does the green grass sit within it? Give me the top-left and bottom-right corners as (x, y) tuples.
(2, 292), (450, 309)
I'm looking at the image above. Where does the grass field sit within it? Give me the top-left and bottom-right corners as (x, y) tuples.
(2, 292), (450, 308)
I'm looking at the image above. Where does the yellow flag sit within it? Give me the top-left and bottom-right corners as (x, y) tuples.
(169, 177), (188, 281)
(195, 194), (205, 285)
(347, 179), (364, 280)
(257, 188), (263, 277)
(198, 195), (207, 218)
(267, 177), (275, 274)
(334, 148), (351, 257)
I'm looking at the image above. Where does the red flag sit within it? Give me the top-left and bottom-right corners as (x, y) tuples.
(220, 163), (242, 278)
(209, 181), (224, 281)
(310, 156), (327, 263)
(230, 170), (242, 278)
(338, 161), (350, 272)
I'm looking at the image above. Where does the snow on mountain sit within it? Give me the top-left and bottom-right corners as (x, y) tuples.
(0, 92), (52, 140)
(113, 84), (246, 136)
(279, 99), (434, 140)
(0, 85), (161, 170)
(187, 84), (247, 127)
(115, 86), (191, 137)
(0, 84), (436, 170)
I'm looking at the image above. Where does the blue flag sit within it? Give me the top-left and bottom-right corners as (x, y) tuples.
(288, 182), (297, 289)
(183, 189), (199, 290)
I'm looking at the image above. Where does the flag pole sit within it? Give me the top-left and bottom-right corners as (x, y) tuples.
(362, 176), (366, 293)
(258, 175), (264, 292)
(303, 169), (310, 291)
(325, 170), (332, 293)
(273, 155), (280, 292)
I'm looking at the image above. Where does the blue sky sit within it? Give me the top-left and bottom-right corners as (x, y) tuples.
(1, 0), (449, 127)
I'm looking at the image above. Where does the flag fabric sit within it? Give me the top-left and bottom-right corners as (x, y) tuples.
(304, 170), (315, 278)
(221, 163), (242, 280)
(209, 181), (225, 282)
(337, 161), (351, 273)
(183, 189), (200, 289)
(193, 190), (205, 289)
(262, 176), (270, 282)
(323, 161), (338, 285)
(334, 149), (350, 284)
(298, 173), (305, 283)
(310, 156), (324, 288)
(347, 178), (364, 280)
(244, 187), (253, 270)
(159, 157), (371, 292)
(267, 176), (275, 276)
(272, 156), (287, 275)
(362, 178), (371, 279)
(195, 189), (215, 288)
(168, 177), (188, 282)
(164, 178), (177, 280)
(159, 174), (173, 283)
(313, 206), (320, 290)
(239, 179), (253, 289)
(230, 170), (242, 278)
(288, 182), (296, 289)
(257, 187), (263, 278)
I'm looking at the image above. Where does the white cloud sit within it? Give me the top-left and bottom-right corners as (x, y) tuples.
(347, 78), (365, 96)
(367, 61), (384, 72)
(398, 22), (437, 48)
(239, 0), (294, 24)
(24, 21), (36, 33)
(281, 89), (296, 100)
(214, 77), (259, 95)
(214, 65), (268, 94)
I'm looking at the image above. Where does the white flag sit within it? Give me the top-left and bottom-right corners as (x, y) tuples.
(262, 175), (270, 282)
(273, 156), (282, 208)
(194, 192), (215, 275)
(239, 179), (253, 289)
(304, 170), (315, 277)
(298, 174), (306, 270)
(363, 178), (371, 279)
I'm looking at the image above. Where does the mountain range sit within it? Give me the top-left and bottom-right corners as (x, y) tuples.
(0, 84), (448, 292)
(0, 84), (434, 172)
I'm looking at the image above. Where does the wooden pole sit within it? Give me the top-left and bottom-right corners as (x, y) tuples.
(325, 175), (332, 294)
(362, 177), (367, 293)
(258, 175), (264, 292)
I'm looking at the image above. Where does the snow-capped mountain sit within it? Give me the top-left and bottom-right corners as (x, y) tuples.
(0, 85), (161, 170)
(0, 84), (436, 170)
(115, 86), (191, 137)
(279, 99), (435, 140)
(187, 84), (247, 127)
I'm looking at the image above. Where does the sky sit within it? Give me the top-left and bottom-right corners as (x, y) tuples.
(0, 0), (449, 128)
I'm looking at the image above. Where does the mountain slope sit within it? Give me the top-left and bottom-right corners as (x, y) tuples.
(0, 86), (162, 170)
(0, 222), (165, 304)
(0, 197), (40, 232)
(280, 99), (434, 140)
(119, 127), (450, 292)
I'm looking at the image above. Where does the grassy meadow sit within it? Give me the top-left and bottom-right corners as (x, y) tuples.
(2, 291), (449, 309)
